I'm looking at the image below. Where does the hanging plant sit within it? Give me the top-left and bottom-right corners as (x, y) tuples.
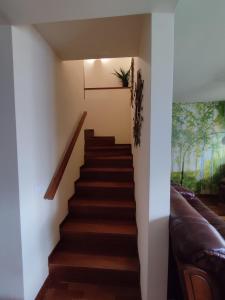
(113, 67), (130, 87)
(133, 69), (144, 147)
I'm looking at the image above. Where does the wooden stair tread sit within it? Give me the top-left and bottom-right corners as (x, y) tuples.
(61, 219), (137, 236)
(70, 198), (135, 208)
(43, 284), (141, 300)
(49, 251), (139, 272)
(76, 181), (134, 188)
(41, 281), (141, 300)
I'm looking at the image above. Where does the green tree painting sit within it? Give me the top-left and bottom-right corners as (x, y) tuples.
(171, 101), (225, 193)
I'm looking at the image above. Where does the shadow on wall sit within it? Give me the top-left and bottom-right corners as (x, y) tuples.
(47, 59), (86, 252)
(148, 216), (170, 300)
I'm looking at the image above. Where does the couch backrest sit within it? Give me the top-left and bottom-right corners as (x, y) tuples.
(188, 196), (225, 239)
(172, 183), (225, 240)
(170, 187), (225, 297)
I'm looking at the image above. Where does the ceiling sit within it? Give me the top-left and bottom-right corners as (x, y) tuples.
(0, 11), (6, 24)
(35, 15), (144, 60)
(174, 0), (225, 102)
(0, 0), (177, 25)
(4, 0), (224, 102)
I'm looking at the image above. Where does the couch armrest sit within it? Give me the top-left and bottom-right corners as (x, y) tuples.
(177, 260), (220, 300)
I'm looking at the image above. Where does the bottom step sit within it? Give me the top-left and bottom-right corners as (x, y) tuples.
(37, 280), (141, 300)
(49, 251), (139, 286)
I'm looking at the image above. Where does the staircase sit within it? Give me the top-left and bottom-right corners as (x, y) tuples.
(37, 130), (141, 300)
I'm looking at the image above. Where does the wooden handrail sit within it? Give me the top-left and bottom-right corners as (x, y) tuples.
(44, 111), (87, 200)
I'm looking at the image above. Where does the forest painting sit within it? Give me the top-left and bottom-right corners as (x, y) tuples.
(171, 101), (225, 193)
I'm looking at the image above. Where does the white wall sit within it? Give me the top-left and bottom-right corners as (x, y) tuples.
(174, 0), (225, 102)
(0, 25), (24, 300)
(12, 26), (85, 300)
(85, 89), (131, 143)
(84, 57), (131, 88)
(148, 13), (174, 300)
(132, 13), (174, 300)
(132, 16), (151, 300)
(84, 58), (131, 143)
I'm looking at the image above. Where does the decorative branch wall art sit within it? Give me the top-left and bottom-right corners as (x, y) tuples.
(130, 58), (134, 107)
(133, 69), (144, 147)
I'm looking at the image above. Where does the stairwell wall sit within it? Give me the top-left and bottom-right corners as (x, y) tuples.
(84, 58), (132, 144)
(132, 14), (174, 300)
(148, 13), (174, 300)
(84, 89), (131, 144)
(12, 26), (85, 300)
(0, 25), (24, 300)
(132, 15), (151, 300)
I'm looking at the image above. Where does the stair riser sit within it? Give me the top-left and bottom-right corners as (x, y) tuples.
(75, 187), (134, 198)
(85, 151), (132, 156)
(80, 171), (133, 182)
(85, 145), (131, 150)
(85, 160), (133, 167)
(69, 206), (135, 220)
(85, 138), (115, 147)
(85, 146), (131, 150)
(85, 141), (115, 147)
(84, 129), (94, 140)
(49, 266), (139, 286)
(58, 235), (138, 256)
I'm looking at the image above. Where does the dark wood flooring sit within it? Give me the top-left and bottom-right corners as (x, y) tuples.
(197, 194), (225, 220)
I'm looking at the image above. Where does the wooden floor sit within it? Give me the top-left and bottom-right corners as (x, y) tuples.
(197, 194), (225, 220)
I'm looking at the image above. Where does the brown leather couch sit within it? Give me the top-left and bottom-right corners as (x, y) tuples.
(170, 185), (225, 300)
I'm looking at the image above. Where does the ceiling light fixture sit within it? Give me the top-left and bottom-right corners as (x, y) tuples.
(101, 58), (110, 63)
(86, 59), (95, 64)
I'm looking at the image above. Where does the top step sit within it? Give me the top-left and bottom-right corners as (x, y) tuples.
(85, 137), (115, 147)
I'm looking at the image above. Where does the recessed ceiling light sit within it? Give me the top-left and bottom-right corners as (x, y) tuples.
(101, 58), (110, 63)
(86, 59), (95, 64)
